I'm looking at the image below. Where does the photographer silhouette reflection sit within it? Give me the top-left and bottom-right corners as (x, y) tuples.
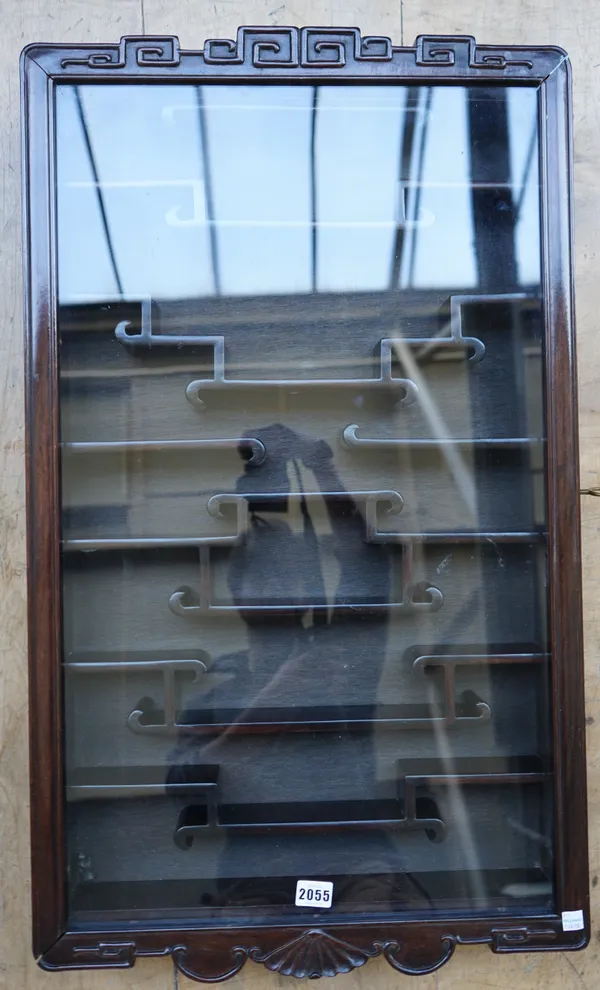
(167, 423), (411, 911)
(222, 422), (392, 703)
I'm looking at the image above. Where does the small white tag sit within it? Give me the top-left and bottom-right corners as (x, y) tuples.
(562, 909), (584, 931)
(295, 880), (333, 908)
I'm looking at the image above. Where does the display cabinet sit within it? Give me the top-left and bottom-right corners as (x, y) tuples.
(22, 27), (588, 980)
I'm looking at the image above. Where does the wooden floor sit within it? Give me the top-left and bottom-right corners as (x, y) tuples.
(2, 1), (600, 986)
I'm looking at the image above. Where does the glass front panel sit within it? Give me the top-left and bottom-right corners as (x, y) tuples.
(56, 82), (551, 925)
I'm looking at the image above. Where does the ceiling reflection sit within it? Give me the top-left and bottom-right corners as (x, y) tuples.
(56, 83), (540, 303)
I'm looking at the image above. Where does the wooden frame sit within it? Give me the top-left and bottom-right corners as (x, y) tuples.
(21, 27), (588, 980)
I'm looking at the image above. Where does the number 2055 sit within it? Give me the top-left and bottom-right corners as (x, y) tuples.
(295, 881), (334, 908)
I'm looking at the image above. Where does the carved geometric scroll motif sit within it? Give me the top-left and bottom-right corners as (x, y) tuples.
(203, 26), (393, 68)
(61, 35), (183, 69)
(414, 35), (534, 70)
(59, 30), (536, 74)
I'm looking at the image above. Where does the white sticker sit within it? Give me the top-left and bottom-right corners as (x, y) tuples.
(562, 909), (585, 931)
(295, 880), (333, 909)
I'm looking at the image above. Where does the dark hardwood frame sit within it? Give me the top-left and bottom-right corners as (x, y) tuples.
(21, 27), (588, 980)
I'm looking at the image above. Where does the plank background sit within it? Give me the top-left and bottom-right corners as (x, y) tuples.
(2, 0), (599, 987)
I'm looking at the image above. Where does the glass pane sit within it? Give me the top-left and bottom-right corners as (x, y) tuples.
(56, 81), (552, 926)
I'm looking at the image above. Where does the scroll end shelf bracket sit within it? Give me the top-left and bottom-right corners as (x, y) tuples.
(167, 490), (443, 617)
(112, 293), (503, 412)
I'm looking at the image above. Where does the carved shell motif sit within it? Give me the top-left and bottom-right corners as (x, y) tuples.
(250, 929), (378, 979)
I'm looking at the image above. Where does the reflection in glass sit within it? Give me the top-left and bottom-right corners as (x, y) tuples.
(57, 83), (551, 925)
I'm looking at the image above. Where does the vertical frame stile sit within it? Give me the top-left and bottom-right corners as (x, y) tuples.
(539, 56), (589, 929)
(22, 54), (66, 956)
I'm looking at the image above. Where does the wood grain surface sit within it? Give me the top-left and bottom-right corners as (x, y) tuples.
(3, 0), (599, 986)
